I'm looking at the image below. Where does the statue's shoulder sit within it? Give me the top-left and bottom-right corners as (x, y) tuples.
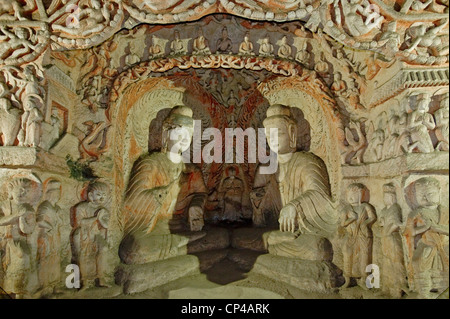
(132, 152), (168, 170)
(293, 151), (325, 163)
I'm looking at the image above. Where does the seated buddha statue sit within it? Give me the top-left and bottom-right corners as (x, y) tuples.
(119, 105), (202, 265)
(261, 104), (339, 258)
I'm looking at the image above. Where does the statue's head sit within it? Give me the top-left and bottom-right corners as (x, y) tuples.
(174, 30), (180, 40)
(414, 177), (440, 208)
(227, 166), (237, 177)
(87, 182), (109, 207)
(417, 93), (431, 113)
(383, 183), (397, 207)
(263, 104), (297, 155)
(162, 105), (194, 155)
(244, 32), (250, 42)
(44, 179), (62, 205)
(8, 178), (34, 204)
(222, 27), (228, 38)
(346, 183), (367, 206)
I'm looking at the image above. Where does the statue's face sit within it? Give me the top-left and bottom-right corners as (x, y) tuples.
(11, 182), (30, 204)
(47, 186), (61, 204)
(89, 189), (107, 206)
(265, 121), (293, 155)
(167, 125), (193, 154)
(416, 185), (440, 207)
(347, 189), (361, 205)
(383, 192), (396, 207)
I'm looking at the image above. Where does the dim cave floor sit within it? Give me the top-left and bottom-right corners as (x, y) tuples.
(52, 224), (427, 299)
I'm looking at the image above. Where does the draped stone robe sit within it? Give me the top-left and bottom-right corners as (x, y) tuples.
(277, 152), (338, 236)
(122, 152), (184, 234)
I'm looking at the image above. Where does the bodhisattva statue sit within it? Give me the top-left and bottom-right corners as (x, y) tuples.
(0, 177), (38, 298)
(261, 105), (339, 256)
(341, 183), (377, 289)
(372, 183), (407, 298)
(404, 177), (449, 298)
(70, 182), (110, 289)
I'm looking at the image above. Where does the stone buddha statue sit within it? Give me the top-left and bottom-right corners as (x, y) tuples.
(122, 105), (195, 236)
(119, 106), (207, 268)
(263, 104), (338, 238)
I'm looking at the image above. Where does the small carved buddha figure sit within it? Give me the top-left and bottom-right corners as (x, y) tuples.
(314, 52), (329, 77)
(295, 41), (310, 66)
(218, 166), (245, 222)
(341, 183), (377, 289)
(277, 36), (292, 59)
(239, 32), (254, 55)
(406, 93), (436, 153)
(372, 183), (407, 298)
(216, 27), (233, 54)
(435, 93), (449, 151)
(71, 182), (110, 289)
(331, 72), (347, 97)
(262, 105), (338, 236)
(259, 37), (274, 57)
(404, 178), (449, 299)
(149, 36), (163, 58)
(170, 30), (187, 55)
(193, 28), (211, 55)
(0, 177), (38, 298)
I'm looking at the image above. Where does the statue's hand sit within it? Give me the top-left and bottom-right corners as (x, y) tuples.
(279, 204), (297, 233)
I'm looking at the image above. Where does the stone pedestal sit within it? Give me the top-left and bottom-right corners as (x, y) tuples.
(117, 255), (201, 294)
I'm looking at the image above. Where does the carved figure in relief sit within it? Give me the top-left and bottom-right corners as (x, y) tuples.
(259, 37), (274, 57)
(404, 178), (449, 298)
(193, 28), (211, 55)
(435, 94), (449, 151)
(0, 0), (32, 21)
(122, 106), (194, 234)
(372, 183), (407, 298)
(79, 121), (110, 161)
(0, 82), (21, 146)
(125, 42), (141, 65)
(36, 179), (63, 292)
(0, 178), (38, 298)
(277, 36), (292, 59)
(331, 72), (347, 96)
(363, 118), (386, 163)
(295, 41), (310, 66)
(378, 21), (401, 60)
(342, 120), (366, 165)
(217, 166), (245, 222)
(70, 182), (110, 288)
(239, 32), (254, 55)
(52, 0), (111, 37)
(314, 53), (329, 79)
(405, 19), (449, 57)
(149, 36), (165, 58)
(401, 0), (433, 13)
(20, 94), (44, 148)
(405, 93), (436, 153)
(0, 27), (37, 61)
(340, 0), (384, 37)
(341, 183), (377, 288)
(216, 27), (233, 54)
(263, 104), (338, 236)
(170, 30), (188, 55)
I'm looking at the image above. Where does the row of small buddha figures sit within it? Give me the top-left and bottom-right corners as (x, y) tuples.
(124, 26), (315, 65)
(336, 179), (448, 299)
(344, 92), (449, 165)
(0, 178), (111, 298)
